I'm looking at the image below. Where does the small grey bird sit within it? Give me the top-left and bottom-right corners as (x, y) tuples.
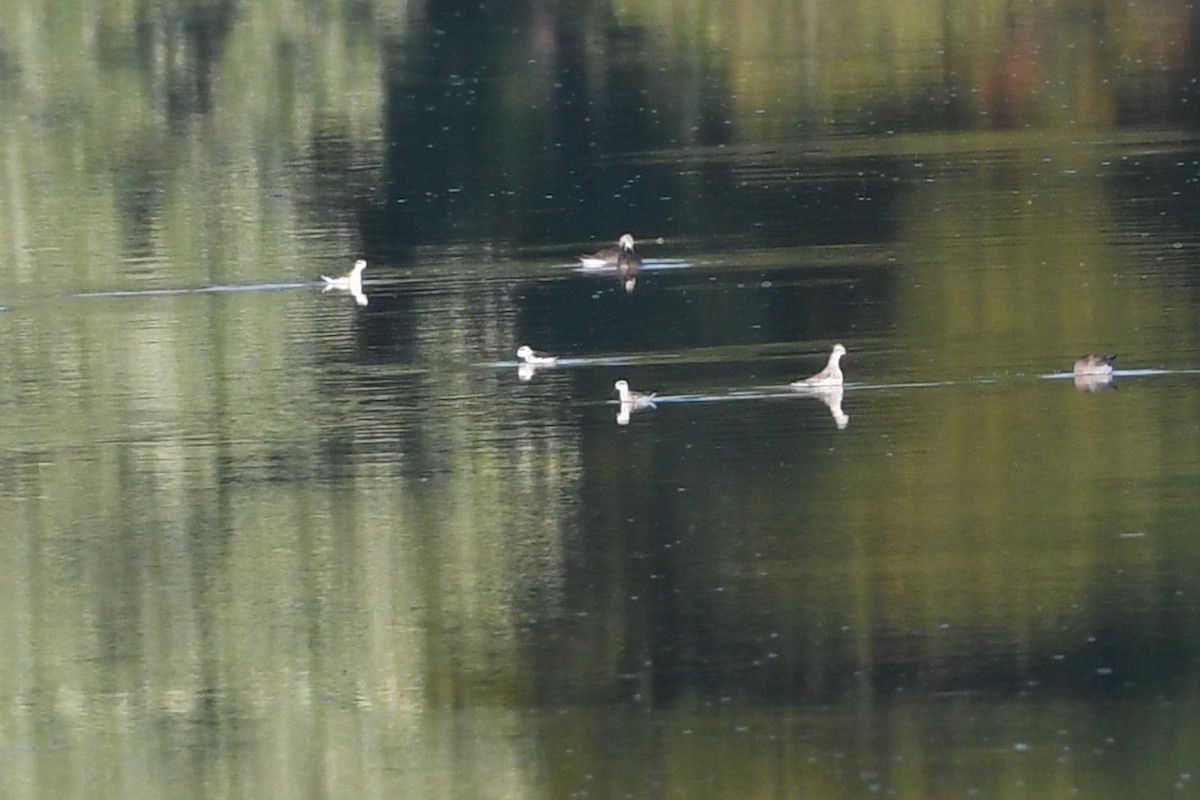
(791, 344), (847, 389)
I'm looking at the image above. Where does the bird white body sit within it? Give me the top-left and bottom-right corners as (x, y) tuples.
(614, 379), (657, 407)
(322, 259), (367, 292)
(791, 344), (846, 389)
(517, 345), (558, 366)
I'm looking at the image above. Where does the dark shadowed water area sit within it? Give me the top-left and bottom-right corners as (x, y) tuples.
(3, 1), (1200, 798)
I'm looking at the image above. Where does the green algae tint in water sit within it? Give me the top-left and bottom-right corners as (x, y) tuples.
(2, 1), (1200, 798)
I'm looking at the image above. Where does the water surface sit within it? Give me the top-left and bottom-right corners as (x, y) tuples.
(3, 1), (1200, 798)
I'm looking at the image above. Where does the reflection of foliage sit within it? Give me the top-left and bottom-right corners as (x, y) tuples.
(1, 0), (1199, 716)
(618, 0), (1192, 133)
(1, 0), (390, 289)
(3, 0), (1197, 274)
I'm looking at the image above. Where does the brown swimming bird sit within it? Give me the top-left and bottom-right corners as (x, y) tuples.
(1073, 354), (1116, 376)
(579, 233), (637, 270)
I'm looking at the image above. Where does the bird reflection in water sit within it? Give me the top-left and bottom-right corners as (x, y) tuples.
(617, 246), (641, 294)
(804, 385), (850, 429)
(1073, 374), (1116, 393)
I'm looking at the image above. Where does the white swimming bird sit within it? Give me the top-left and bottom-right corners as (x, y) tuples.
(791, 344), (846, 389)
(614, 379), (657, 408)
(614, 380), (656, 424)
(517, 345), (558, 366)
(321, 259), (367, 292)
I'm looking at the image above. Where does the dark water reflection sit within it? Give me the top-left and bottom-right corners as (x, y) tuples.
(4, 0), (1200, 798)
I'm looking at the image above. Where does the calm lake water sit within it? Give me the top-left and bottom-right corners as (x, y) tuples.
(3, 1), (1200, 798)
